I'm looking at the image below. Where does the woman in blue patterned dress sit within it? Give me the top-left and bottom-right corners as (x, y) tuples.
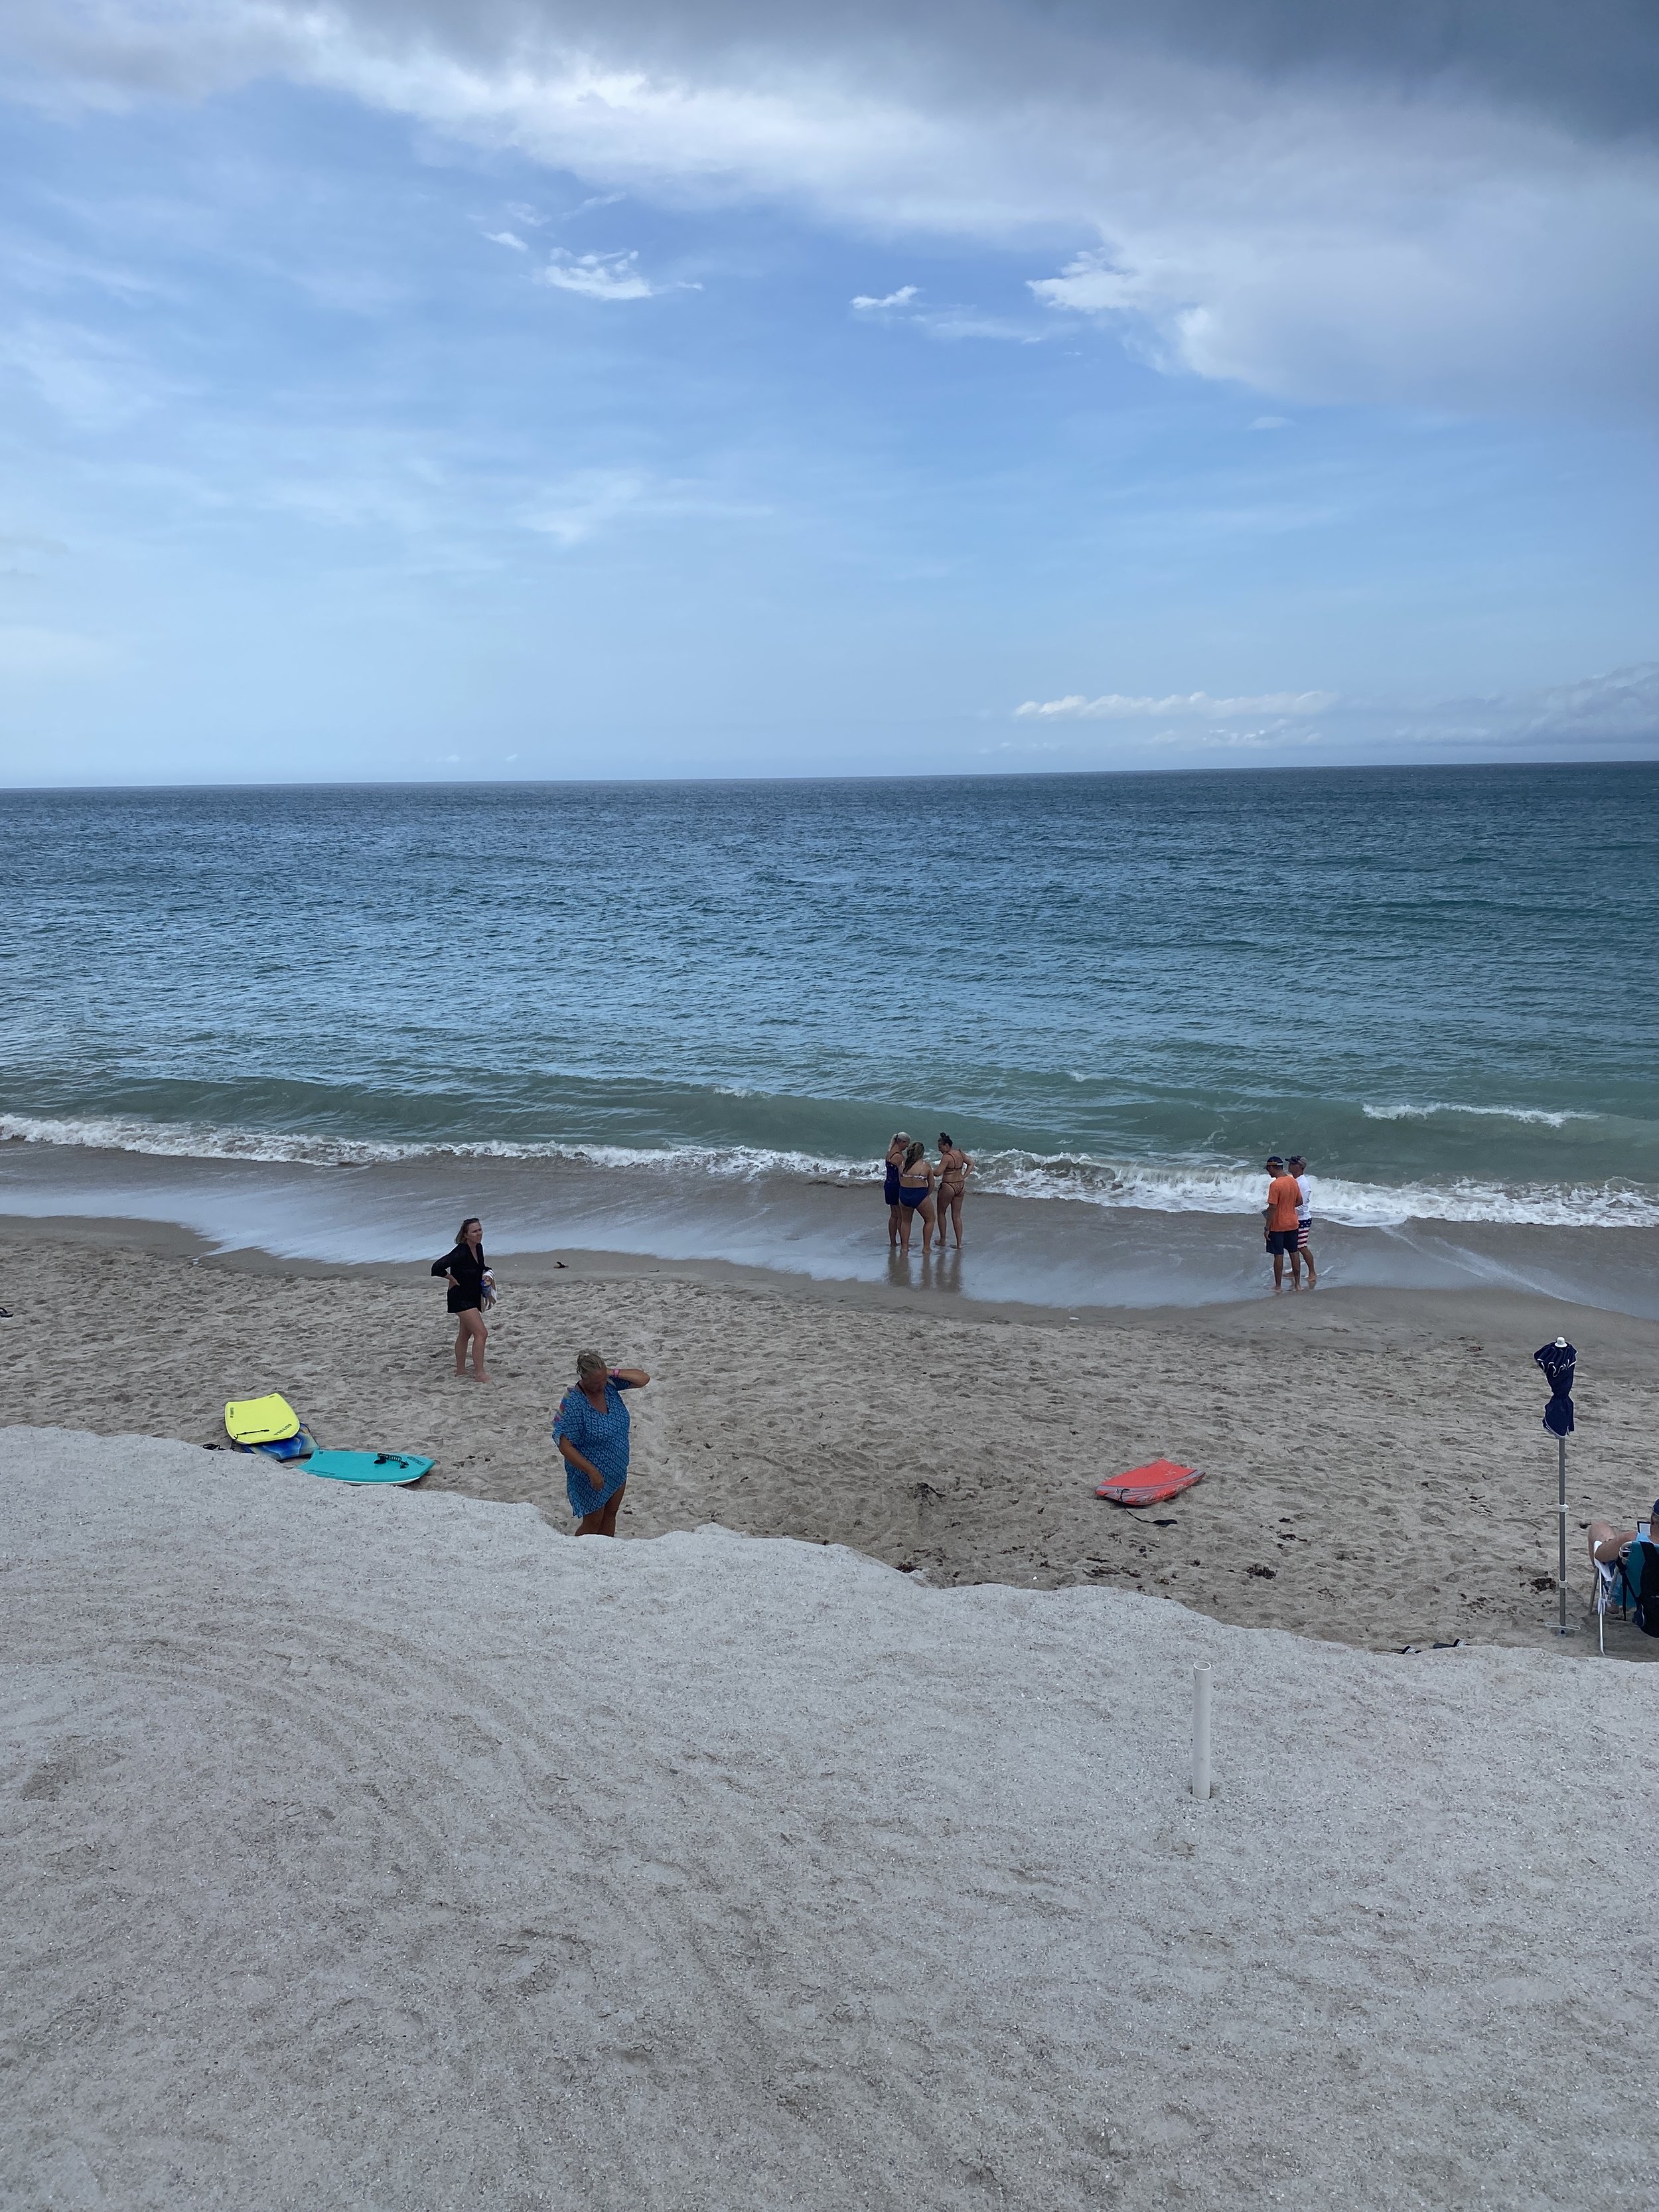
(553, 1349), (652, 1536)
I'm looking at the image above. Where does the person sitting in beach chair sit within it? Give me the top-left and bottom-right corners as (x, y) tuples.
(1587, 1505), (1659, 1652)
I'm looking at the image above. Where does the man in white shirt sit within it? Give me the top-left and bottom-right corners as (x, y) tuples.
(1288, 1155), (1317, 1288)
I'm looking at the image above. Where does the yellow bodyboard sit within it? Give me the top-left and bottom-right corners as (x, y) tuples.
(225, 1392), (301, 1445)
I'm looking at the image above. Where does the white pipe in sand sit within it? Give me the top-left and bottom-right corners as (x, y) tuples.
(1192, 1663), (1212, 1801)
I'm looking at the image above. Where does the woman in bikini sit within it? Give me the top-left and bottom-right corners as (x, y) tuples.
(896, 1140), (936, 1255)
(934, 1131), (972, 1249)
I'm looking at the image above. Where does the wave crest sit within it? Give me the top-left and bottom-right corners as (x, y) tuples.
(2, 1112), (1654, 1230)
(1362, 1100), (1600, 1128)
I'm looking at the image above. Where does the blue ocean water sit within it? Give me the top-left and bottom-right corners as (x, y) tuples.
(1, 765), (1655, 1232)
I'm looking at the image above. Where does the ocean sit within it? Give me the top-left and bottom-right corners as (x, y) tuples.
(2, 766), (1655, 1309)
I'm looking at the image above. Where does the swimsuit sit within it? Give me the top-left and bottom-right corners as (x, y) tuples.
(900, 1183), (928, 1209)
(884, 1165), (902, 1203)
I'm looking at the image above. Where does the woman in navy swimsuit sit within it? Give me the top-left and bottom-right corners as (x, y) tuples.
(883, 1131), (909, 1248)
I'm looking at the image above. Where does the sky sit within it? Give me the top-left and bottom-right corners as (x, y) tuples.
(1, 0), (1657, 783)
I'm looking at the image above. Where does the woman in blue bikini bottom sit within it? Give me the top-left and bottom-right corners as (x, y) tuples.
(896, 1140), (936, 1255)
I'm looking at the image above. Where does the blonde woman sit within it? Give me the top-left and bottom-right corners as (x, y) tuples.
(553, 1350), (652, 1536)
(896, 1140), (936, 1255)
(883, 1130), (910, 1248)
(431, 1216), (491, 1380)
(934, 1132), (972, 1249)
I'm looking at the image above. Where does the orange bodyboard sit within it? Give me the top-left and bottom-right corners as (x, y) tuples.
(1095, 1459), (1204, 1507)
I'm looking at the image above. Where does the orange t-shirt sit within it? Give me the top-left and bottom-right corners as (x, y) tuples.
(1266, 1175), (1302, 1232)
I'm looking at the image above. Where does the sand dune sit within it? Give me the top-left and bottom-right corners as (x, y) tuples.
(3, 1425), (1652, 2210)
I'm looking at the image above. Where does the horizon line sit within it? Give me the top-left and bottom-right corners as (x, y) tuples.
(2, 754), (1656, 797)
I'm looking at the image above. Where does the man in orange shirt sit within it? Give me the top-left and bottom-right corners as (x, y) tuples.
(1262, 1155), (1305, 1293)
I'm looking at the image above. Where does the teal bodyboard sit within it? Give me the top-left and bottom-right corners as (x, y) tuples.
(307, 1450), (431, 1486)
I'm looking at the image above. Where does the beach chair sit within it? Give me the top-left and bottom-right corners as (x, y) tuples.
(1591, 1534), (1659, 1655)
(1591, 1550), (1633, 1655)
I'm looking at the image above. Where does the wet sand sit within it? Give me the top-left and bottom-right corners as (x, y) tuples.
(4, 1134), (1657, 1317)
(3, 1217), (1656, 1655)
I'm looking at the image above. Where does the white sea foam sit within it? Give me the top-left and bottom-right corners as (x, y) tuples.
(1362, 1101), (1600, 1128)
(3, 1112), (1655, 1229)
(968, 1152), (1658, 1229)
(0, 1113), (835, 1181)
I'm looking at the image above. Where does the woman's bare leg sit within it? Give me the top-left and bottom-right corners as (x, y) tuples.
(899, 1203), (914, 1254)
(920, 1197), (936, 1253)
(942, 1192), (963, 1247)
(577, 1485), (625, 1537)
(456, 1311), (490, 1380)
(888, 1201), (902, 1248)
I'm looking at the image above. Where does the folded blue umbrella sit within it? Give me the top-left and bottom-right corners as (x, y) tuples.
(1534, 1339), (1576, 1438)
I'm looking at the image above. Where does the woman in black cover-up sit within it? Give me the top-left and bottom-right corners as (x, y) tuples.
(432, 1216), (491, 1381)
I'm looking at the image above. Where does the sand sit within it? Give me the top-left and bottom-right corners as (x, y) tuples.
(3, 1424), (1653, 2210)
(2, 1222), (1658, 1653)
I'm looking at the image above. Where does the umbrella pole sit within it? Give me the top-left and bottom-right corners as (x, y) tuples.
(1558, 1433), (1568, 1637)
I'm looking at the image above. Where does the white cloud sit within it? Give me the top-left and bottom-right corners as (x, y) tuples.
(1152, 727), (1325, 750)
(538, 249), (657, 300)
(524, 468), (653, 542)
(505, 203), (547, 227)
(1416, 662), (1659, 748)
(1009, 664), (1659, 755)
(484, 229), (528, 251)
(0, 317), (188, 431)
(1250, 415), (1290, 430)
(919, 308), (1049, 344)
(1017, 690), (1337, 719)
(849, 286), (1050, 343)
(520, 467), (764, 545)
(6, 1), (1659, 414)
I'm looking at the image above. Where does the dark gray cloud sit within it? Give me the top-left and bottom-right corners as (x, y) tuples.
(17, 1), (1659, 133)
(1070, 1), (1659, 139)
(313, 0), (1659, 139)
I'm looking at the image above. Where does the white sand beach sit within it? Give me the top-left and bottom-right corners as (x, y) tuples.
(4, 1423), (1653, 2210)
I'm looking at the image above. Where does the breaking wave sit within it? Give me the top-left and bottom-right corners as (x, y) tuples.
(1362, 1101), (1601, 1128)
(3, 1112), (1654, 1230)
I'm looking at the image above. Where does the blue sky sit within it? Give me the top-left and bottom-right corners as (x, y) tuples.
(2, 0), (1658, 782)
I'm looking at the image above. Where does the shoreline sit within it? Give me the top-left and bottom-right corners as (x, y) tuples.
(5, 1219), (1657, 1659)
(9, 1203), (1659, 1364)
(3, 1137), (1657, 1319)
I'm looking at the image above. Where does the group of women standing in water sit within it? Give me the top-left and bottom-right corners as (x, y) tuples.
(883, 1130), (973, 1254)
